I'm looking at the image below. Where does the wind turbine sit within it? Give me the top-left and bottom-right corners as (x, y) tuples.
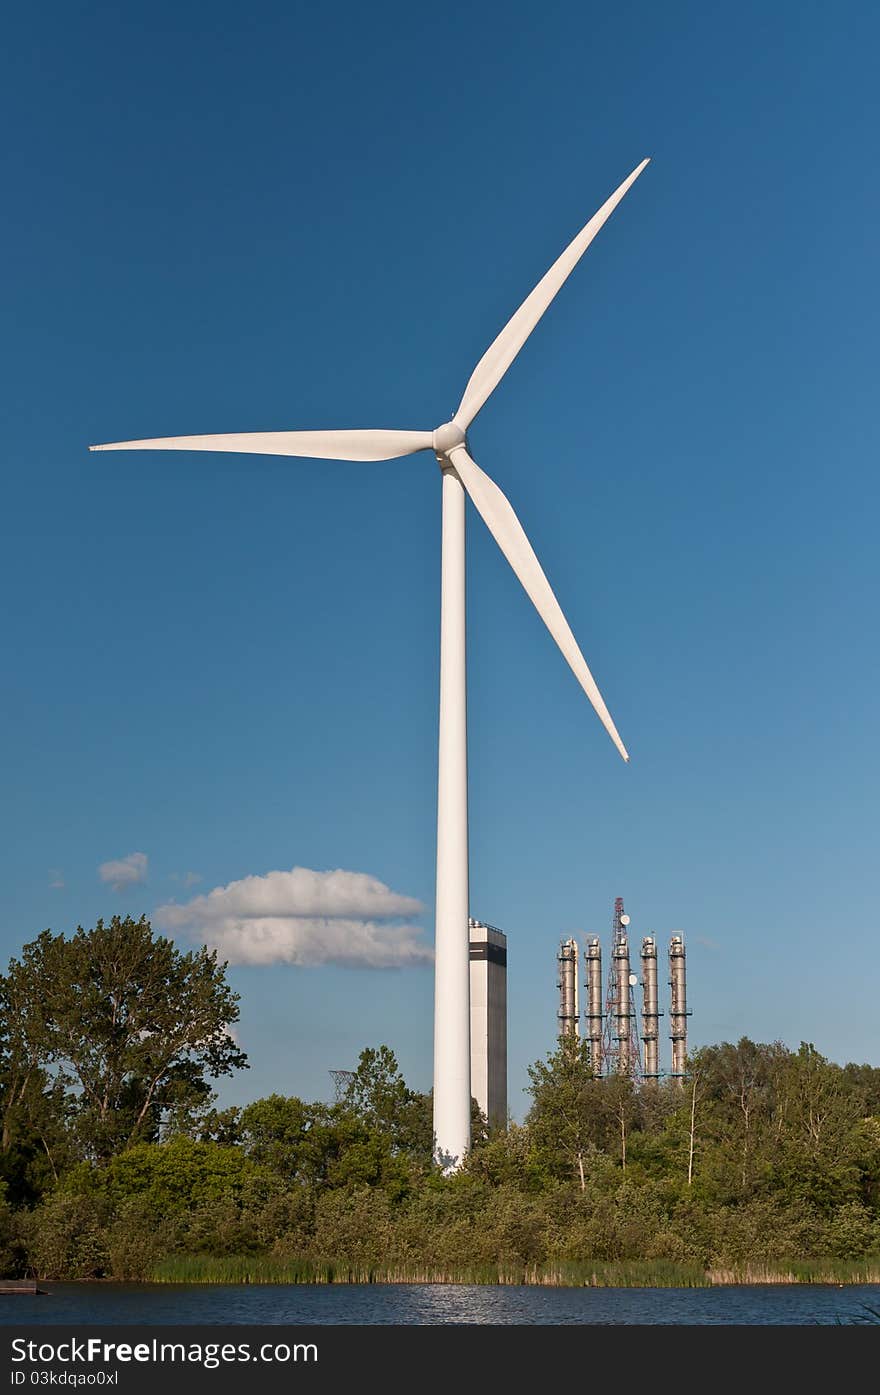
(91, 157), (649, 1169)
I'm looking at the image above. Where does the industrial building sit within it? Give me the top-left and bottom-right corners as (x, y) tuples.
(556, 899), (690, 1082)
(469, 918), (507, 1128)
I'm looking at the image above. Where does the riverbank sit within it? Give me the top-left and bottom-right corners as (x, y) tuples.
(145, 1255), (880, 1287)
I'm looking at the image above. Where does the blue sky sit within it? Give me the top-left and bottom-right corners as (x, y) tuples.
(2, 1), (878, 1117)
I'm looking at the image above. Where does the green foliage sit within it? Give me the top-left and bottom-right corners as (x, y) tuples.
(827, 1202), (880, 1259)
(0, 979), (75, 1204)
(1, 917), (248, 1166)
(226, 1065), (429, 1200)
(344, 1046), (433, 1159)
(465, 1122), (544, 1190)
(0, 1191), (26, 1278)
(526, 1036), (642, 1186)
(107, 1197), (179, 1280)
(85, 1136), (278, 1214)
(6, 922), (880, 1288)
(20, 1192), (110, 1279)
(238, 1095), (309, 1174)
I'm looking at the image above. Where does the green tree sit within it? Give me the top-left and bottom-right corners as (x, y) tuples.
(1, 977), (76, 1200)
(20, 1192), (110, 1280)
(527, 1035), (606, 1190)
(344, 1046), (432, 1159)
(842, 1062), (880, 1116)
(687, 1038), (783, 1199)
(238, 1095), (311, 1176)
(228, 1091), (414, 1198)
(0, 1185), (25, 1278)
(1, 917), (247, 1161)
(770, 1043), (863, 1210)
(465, 1122), (542, 1190)
(602, 1075), (639, 1172)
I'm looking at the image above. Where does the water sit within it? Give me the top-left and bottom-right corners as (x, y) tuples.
(2, 1282), (878, 1325)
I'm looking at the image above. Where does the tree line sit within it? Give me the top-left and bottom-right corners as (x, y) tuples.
(2, 916), (880, 1283)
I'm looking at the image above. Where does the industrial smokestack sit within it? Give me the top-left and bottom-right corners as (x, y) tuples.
(557, 937), (579, 1038)
(613, 925), (632, 1075)
(603, 899), (641, 1078)
(669, 934), (688, 1082)
(584, 936), (603, 1075)
(641, 936), (660, 1080)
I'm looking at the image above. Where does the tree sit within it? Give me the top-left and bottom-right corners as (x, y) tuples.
(602, 1075), (638, 1173)
(770, 1043), (863, 1210)
(688, 1038), (783, 1198)
(343, 1046), (432, 1159)
(687, 1069), (700, 1186)
(1, 975), (80, 1201)
(842, 1062), (880, 1116)
(215, 1089), (414, 1198)
(238, 1095), (311, 1175)
(527, 1035), (605, 1190)
(1, 917), (247, 1161)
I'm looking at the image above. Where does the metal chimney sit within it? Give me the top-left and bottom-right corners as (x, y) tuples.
(669, 935), (689, 1082)
(602, 898), (641, 1078)
(584, 936), (603, 1075)
(557, 937), (579, 1038)
(641, 936), (661, 1080)
(613, 926), (632, 1075)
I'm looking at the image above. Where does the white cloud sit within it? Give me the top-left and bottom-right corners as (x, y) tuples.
(99, 851), (149, 890)
(154, 865), (431, 970)
(48, 868), (65, 889)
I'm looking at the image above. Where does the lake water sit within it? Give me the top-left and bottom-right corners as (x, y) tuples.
(3, 1282), (879, 1325)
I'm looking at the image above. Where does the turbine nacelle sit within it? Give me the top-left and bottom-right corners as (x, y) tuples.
(432, 419), (468, 462)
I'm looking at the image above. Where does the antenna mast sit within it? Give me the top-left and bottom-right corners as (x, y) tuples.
(329, 1069), (355, 1103)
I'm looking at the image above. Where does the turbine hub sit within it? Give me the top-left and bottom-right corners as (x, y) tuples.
(432, 419), (467, 460)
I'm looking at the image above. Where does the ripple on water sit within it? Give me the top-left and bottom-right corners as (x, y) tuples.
(3, 1282), (879, 1326)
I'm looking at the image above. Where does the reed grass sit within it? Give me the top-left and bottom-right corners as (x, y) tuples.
(147, 1254), (880, 1287)
(152, 1255), (549, 1285)
(707, 1259), (880, 1285)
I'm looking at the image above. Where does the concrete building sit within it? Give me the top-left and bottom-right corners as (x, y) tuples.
(469, 918), (507, 1129)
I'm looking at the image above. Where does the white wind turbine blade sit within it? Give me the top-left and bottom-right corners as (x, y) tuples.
(448, 445), (629, 761)
(89, 428), (434, 462)
(454, 159), (649, 430)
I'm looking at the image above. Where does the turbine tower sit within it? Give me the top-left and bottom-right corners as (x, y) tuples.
(90, 159), (649, 1169)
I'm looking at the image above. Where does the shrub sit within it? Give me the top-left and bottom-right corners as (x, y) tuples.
(107, 1198), (183, 1280)
(22, 1193), (110, 1279)
(828, 1203), (879, 1259)
(0, 1197), (25, 1278)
